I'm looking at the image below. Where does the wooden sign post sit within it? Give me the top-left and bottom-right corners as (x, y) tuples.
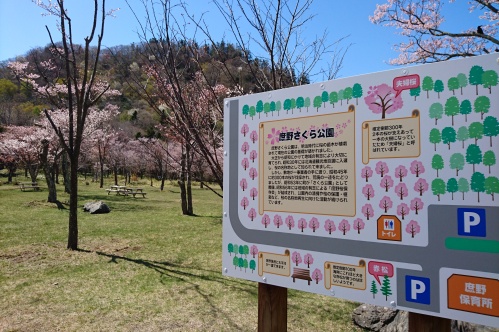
(258, 283), (287, 332)
(409, 312), (450, 332)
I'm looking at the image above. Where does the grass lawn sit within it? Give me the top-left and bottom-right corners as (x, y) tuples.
(0, 176), (365, 331)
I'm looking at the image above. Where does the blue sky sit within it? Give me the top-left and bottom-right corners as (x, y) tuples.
(0, 0), (485, 80)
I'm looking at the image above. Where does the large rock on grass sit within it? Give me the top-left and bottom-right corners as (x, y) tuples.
(83, 201), (110, 214)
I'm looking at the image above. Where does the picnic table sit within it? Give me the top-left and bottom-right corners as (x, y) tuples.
(19, 182), (40, 191)
(106, 186), (147, 198)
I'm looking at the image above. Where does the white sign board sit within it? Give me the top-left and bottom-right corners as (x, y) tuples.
(223, 54), (499, 327)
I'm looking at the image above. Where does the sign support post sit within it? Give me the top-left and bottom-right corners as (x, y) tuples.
(258, 283), (287, 332)
(409, 312), (450, 332)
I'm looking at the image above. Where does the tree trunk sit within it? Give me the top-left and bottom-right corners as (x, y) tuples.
(99, 160), (104, 188)
(40, 140), (58, 203)
(67, 155), (79, 250)
(113, 165), (118, 185)
(186, 144), (193, 215)
(62, 152), (71, 194)
(179, 147), (189, 215)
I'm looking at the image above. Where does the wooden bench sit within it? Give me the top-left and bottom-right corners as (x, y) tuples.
(19, 183), (40, 191)
(129, 191), (147, 198)
(106, 189), (119, 195)
(291, 268), (312, 285)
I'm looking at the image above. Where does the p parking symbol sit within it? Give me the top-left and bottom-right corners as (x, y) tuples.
(405, 276), (431, 305)
(458, 208), (486, 237)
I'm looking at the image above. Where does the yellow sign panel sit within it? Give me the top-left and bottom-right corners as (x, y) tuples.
(258, 250), (291, 277)
(324, 260), (366, 290)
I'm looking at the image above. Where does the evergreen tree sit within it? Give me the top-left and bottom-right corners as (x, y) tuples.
(370, 280), (378, 299)
(380, 275), (392, 301)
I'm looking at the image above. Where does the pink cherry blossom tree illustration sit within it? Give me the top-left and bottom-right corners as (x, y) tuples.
(406, 220), (421, 238)
(362, 204), (374, 220)
(312, 268), (323, 284)
(410, 198), (424, 215)
(395, 165), (408, 182)
(240, 197), (249, 210)
(414, 178), (429, 196)
(250, 130), (258, 143)
(285, 215), (295, 230)
(241, 142), (250, 154)
(397, 203), (410, 220)
(241, 124), (249, 137)
(249, 167), (258, 180)
(250, 245), (259, 258)
(298, 218), (308, 232)
(248, 208), (257, 221)
(364, 83), (403, 119)
(249, 150), (258, 162)
(250, 187), (258, 200)
(361, 166), (373, 182)
(375, 161), (389, 177)
(240, 178), (248, 191)
(362, 184), (375, 200)
(380, 175), (394, 192)
(353, 218), (365, 234)
(273, 215), (283, 228)
(241, 158), (249, 170)
(303, 253), (314, 268)
(410, 160), (425, 177)
(324, 219), (336, 234)
(395, 182), (409, 200)
(378, 195), (393, 213)
(261, 214), (271, 228)
(338, 219), (351, 235)
(309, 217), (320, 232)
(292, 251), (302, 266)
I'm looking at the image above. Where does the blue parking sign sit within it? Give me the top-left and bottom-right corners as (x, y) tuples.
(405, 276), (431, 305)
(457, 208), (486, 237)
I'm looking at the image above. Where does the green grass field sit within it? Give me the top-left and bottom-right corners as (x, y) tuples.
(0, 177), (365, 331)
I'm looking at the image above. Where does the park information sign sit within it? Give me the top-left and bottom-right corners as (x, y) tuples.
(222, 53), (499, 328)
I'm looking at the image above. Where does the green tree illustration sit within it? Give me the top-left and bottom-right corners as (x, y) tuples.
(482, 70), (498, 94)
(270, 101), (276, 116)
(432, 178), (446, 201)
(422, 76), (434, 98)
(243, 245), (249, 257)
(447, 77), (459, 95)
(445, 96), (460, 126)
(228, 243), (234, 256)
(429, 128), (441, 151)
(238, 257), (244, 271)
(458, 178), (470, 200)
(344, 87), (353, 103)
(380, 275), (392, 301)
(249, 106), (256, 118)
(290, 98), (296, 113)
(484, 176), (499, 201)
(469, 122), (484, 145)
(450, 153), (465, 176)
(469, 65), (484, 95)
(256, 100), (264, 118)
(459, 99), (472, 122)
(304, 97), (310, 112)
(233, 244), (239, 256)
(456, 126), (469, 148)
(483, 150), (496, 174)
(296, 96), (304, 112)
(456, 73), (468, 95)
(429, 102), (443, 125)
(352, 83), (363, 105)
(442, 127), (456, 149)
(483, 116), (499, 147)
(370, 280), (378, 299)
(283, 99), (291, 114)
(250, 260), (256, 273)
(466, 144), (483, 173)
(447, 178), (458, 200)
(242, 105), (249, 118)
(338, 89), (345, 105)
(434, 79), (444, 98)
(243, 259), (248, 272)
(410, 86), (421, 101)
(233, 256), (239, 269)
(263, 102), (271, 116)
(276, 101), (282, 115)
(321, 91), (329, 107)
(471, 172), (486, 203)
(474, 96), (490, 120)
(432, 154), (444, 177)
(329, 91), (338, 108)
(314, 95), (322, 112)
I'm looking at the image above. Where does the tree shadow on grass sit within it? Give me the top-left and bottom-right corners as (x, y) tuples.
(91, 250), (257, 329)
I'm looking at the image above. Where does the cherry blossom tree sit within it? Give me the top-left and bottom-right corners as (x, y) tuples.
(370, 1), (499, 64)
(292, 251), (302, 266)
(241, 158), (249, 170)
(338, 219), (351, 235)
(379, 196), (393, 213)
(414, 178), (429, 196)
(406, 220), (421, 238)
(248, 208), (257, 221)
(309, 217), (320, 232)
(324, 219), (336, 234)
(375, 161), (389, 177)
(273, 215), (283, 228)
(249, 167), (258, 180)
(241, 124), (249, 137)
(241, 197), (249, 210)
(261, 214), (271, 228)
(361, 166), (373, 182)
(353, 218), (365, 234)
(362, 203), (374, 220)
(410, 160), (425, 177)
(249, 150), (257, 163)
(362, 184), (375, 200)
(410, 198), (424, 215)
(250, 130), (258, 144)
(298, 218), (308, 232)
(250, 187), (258, 200)
(395, 182), (409, 200)
(380, 175), (394, 192)
(250, 245), (259, 258)
(364, 83), (403, 119)
(241, 142), (250, 154)
(394, 165), (408, 182)
(240, 178), (248, 191)
(285, 215), (295, 230)
(397, 203), (410, 220)
(312, 268), (323, 284)
(303, 253), (314, 268)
